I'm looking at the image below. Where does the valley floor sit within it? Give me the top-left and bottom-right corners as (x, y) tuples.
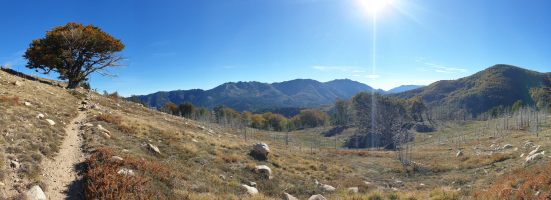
(1, 69), (551, 199)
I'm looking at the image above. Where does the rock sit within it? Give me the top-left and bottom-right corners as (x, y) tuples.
(147, 143), (161, 155)
(249, 182), (257, 187)
(524, 142), (535, 149)
(456, 150), (463, 157)
(36, 113), (44, 119)
(529, 145), (541, 156)
(111, 156), (124, 162)
(97, 125), (111, 138)
(117, 168), (135, 176)
(347, 187), (359, 193)
(83, 123), (93, 127)
(191, 139), (198, 143)
(520, 153), (525, 158)
(13, 81), (23, 86)
(26, 185), (46, 200)
(10, 160), (20, 169)
(251, 142), (270, 160)
(81, 101), (89, 105)
(0, 182), (4, 187)
(254, 165), (272, 179)
(308, 194), (327, 200)
(315, 180), (336, 192)
(24, 102), (32, 106)
(503, 144), (513, 149)
(283, 192), (299, 200)
(394, 180), (405, 187)
(45, 119), (56, 126)
(526, 151), (545, 164)
(241, 184), (258, 195)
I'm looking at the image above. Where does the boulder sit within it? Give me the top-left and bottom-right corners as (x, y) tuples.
(45, 119), (56, 126)
(529, 145), (541, 156)
(308, 194), (327, 200)
(456, 150), (463, 157)
(254, 165), (273, 179)
(503, 144), (513, 149)
(251, 142), (270, 160)
(97, 125), (111, 139)
(147, 143), (161, 155)
(524, 141), (535, 149)
(283, 192), (299, 200)
(241, 184), (258, 195)
(315, 180), (336, 192)
(347, 187), (359, 193)
(26, 185), (46, 200)
(526, 151), (545, 164)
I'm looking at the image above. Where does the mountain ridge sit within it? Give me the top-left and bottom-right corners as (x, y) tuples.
(394, 64), (551, 116)
(132, 78), (381, 111)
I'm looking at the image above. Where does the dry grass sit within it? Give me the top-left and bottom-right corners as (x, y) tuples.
(0, 70), (79, 198)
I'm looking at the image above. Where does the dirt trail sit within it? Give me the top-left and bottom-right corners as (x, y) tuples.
(41, 106), (87, 200)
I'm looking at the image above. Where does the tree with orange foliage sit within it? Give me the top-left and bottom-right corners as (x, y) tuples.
(24, 22), (125, 89)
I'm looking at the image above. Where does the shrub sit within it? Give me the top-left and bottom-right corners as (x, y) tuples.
(84, 148), (169, 199)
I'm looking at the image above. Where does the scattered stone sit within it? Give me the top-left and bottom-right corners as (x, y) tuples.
(191, 139), (199, 143)
(347, 187), (359, 193)
(0, 182), (4, 187)
(117, 168), (135, 176)
(111, 156), (124, 162)
(529, 145), (542, 157)
(83, 123), (93, 127)
(503, 144), (513, 149)
(81, 101), (88, 105)
(308, 194), (327, 200)
(24, 101), (32, 106)
(524, 142), (535, 149)
(420, 183), (426, 187)
(147, 143), (161, 155)
(219, 174), (226, 180)
(45, 119), (56, 126)
(251, 142), (270, 160)
(520, 153), (525, 158)
(249, 182), (257, 187)
(10, 160), (20, 169)
(13, 81), (23, 86)
(526, 151), (545, 164)
(283, 192), (299, 200)
(315, 180), (336, 192)
(26, 185), (46, 200)
(254, 165), (273, 179)
(241, 184), (258, 195)
(37, 113), (44, 119)
(97, 125), (111, 139)
(456, 150), (463, 157)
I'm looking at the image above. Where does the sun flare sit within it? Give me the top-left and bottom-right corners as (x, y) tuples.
(358, 0), (394, 16)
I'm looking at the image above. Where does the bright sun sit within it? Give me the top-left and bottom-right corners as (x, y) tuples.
(358, 0), (394, 16)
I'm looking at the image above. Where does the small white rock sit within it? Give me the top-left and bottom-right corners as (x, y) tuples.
(45, 119), (56, 126)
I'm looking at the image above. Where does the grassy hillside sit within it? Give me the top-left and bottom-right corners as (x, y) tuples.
(2, 68), (551, 199)
(395, 65), (551, 117)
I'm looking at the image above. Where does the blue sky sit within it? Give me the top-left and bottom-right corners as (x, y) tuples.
(0, 0), (550, 96)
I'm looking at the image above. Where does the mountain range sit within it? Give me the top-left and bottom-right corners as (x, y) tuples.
(132, 79), (418, 111)
(394, 64), (551, 116)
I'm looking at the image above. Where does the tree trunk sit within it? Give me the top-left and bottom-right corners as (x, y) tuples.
(67, 79), (80, 89)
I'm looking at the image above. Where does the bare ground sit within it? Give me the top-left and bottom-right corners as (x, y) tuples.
(41, 106), (87, 200)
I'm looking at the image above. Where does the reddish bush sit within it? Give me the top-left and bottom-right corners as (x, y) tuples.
(84, 148), (168, 200)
